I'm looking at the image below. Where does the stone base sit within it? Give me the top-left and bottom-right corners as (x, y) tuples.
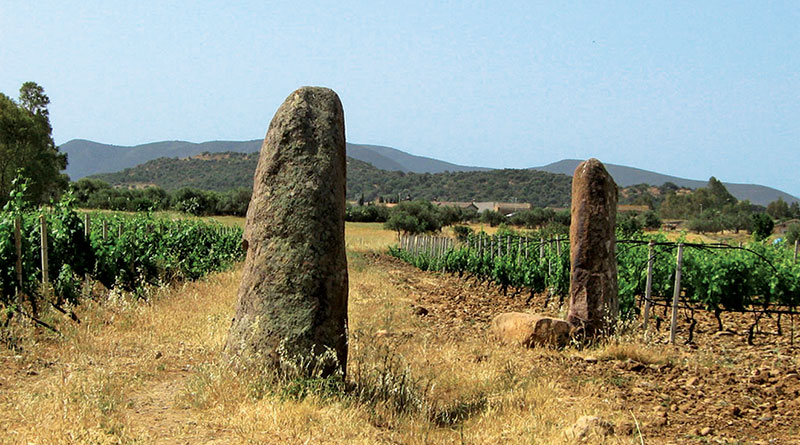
(491, 312), (573, 348)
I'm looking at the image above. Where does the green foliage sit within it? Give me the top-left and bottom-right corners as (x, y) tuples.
(785, 223), (800, 246)
(0, 83), (68, 207)
(0, 192), (244, 308)
(616, 213), (643, 237)
(391, 231), (800, 320)
(479, 210), (506, 227)
(384, 201), (443, 234)
(91, 152), (260, 192)
(508, 208), (558, 228)
(452, 225), (473, 242)
(345, 204), (390, 222)
(640, 211), (662, 230)
(766, 198), (791, 220)
(751, 213), (774, 241)
(659, 177), (738, 220)
(72, 179), (250, 216)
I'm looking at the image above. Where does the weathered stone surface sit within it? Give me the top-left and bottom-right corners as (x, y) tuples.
(563, 415), (614, 441)
(491, 312), (572, 347)
(567, 158), (618, 337)
(224, 87), (348, 376)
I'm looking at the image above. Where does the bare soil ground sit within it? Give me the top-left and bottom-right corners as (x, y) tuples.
(377, 252), (800, 444)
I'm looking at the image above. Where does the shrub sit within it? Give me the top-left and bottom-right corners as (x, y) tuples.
(384, 200), (442, 234)
(452, 225), (473, 242)
(751, 213), (774, 241)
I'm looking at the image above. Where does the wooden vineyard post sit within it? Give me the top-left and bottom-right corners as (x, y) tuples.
(524, 237), (529, 260)
(102, 220), (108, 241)
(441, 237), (447, 272)
(556, 237), (561, 257)
(118, 223), (123, 238)
(642, 241), (655, 333)
(40, 215), (49, 306)
(669, 243), (684, 345)
(539, 238), (544, 259)
(14, 216), (23, 299)
(83, 214), (91, 298)
(517, 236), (522, 264)
(794, 240), (798, 264)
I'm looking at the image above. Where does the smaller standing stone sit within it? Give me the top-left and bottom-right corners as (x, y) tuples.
(567, 158), (619, 337)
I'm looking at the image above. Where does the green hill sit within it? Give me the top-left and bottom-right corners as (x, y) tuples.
(90, 152), (573, 207)
(91, 152), (259, 191)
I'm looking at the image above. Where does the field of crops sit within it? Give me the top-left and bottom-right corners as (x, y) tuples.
(390, 232), (800, 322)
(0, 194), (244, 321)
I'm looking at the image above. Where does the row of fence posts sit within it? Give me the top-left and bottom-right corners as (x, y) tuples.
(398, 235), (799, 345)
(9, 213), (240, 312)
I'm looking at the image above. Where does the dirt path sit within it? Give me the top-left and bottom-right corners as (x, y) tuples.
(126, 371), (199, 443)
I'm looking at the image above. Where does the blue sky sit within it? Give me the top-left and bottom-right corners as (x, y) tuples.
(1, 1), (798, 197)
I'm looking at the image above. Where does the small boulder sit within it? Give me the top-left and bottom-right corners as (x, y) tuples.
(491, 312), (572, 348)
(411, 305), (429, 316)
(564, 415), (614, 441)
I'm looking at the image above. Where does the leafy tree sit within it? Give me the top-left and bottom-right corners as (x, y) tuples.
(452, 225), (473, 241)
(0, 82), (68, 206)
(639, 210), (662, 230)
(438, 205), (472, 226)
(384, 200), (442, 234)
(346, 203), (390, 222)
(751, 213), (774, 241)
(785, 223), (800, 246)
(687, 211), (724, 233)
(217, 188), (251, 216)
(616, 212), (643, 237)
(479, 210), (506, 227)
(766, 198), (791, 220)
(172, 187), (218, 216)
(790, 201), (800, 219)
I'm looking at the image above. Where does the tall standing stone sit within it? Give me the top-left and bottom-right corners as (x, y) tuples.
(225, 87), (348, 377)
(567, 158), (618, 336)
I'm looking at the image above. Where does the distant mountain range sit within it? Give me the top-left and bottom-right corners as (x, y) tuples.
(61, 139), (487, 179)
(532, 160), (799, 206)
(61, 139), (798, 206)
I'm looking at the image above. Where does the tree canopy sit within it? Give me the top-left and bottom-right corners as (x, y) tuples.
(0, 82), (68, 206)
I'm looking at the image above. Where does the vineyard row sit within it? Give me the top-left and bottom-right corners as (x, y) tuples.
(1, 206), (244, 322)
(390, 232), (800, 338)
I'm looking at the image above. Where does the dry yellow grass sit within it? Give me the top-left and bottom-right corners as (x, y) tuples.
(0, 223), (655, 444)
